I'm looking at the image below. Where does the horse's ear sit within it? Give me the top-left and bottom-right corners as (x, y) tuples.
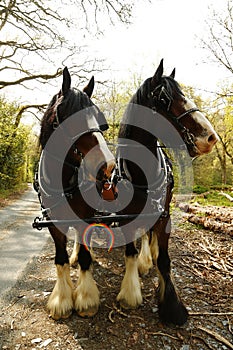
(151, 59), (164, 88)
(83, 76), (95, 97)
(170, 68), (176, 79)
(62, 67), (71, 95)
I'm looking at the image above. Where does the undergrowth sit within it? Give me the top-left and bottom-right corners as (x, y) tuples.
(0, 183), (29, 208)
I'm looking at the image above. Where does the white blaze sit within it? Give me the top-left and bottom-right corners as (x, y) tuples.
(184, 99), (219, 155)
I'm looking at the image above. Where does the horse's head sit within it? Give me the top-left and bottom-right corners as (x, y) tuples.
(40, 67), (115, 182)
(146, 59), (219, 157)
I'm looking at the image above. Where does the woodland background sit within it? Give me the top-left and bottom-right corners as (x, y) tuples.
(0, 0), (232, 204)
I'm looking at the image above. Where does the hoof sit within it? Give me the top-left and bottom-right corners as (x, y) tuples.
(47, 298), (73, 321)
(49, 309), (73, 321)
(118, 299), (139, 310)
(47, 264), (73, 321)
(77, 305), (99, 318)
(117, 292), (143, 310)
(73, 270), (100, 318)
(117, 256), (143, 309)
(158, 300), (189, 326)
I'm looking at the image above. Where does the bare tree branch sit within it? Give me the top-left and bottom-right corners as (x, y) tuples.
(200, 0), (233, 76)
(0, 0), (134, 90)
(0, 69), (62, 89)
(14, 104), (47, 128)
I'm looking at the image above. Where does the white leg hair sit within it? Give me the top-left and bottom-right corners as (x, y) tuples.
(73, 269), (100, 317)
(117, 256), (142, 309)
(138, 233), (153, 276)
(70, 231), (80, 267)
(70, 230), (95, 267)
(149, 232), (165, 301)
(47, 263), (73, 320)
(150, 232), (159, 264)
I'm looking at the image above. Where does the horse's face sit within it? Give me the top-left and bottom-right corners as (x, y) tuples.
(170, 96), (218, 157)
(40, 67), (115, 182)
(150, 60), (219, 157)
(74, 131), (115, 182)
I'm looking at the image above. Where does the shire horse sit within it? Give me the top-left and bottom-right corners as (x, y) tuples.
(39, 60), (218, 327)
(38, 67), (115, 320)
(115, 59), (218, 325)
(69, 59), (218, 326)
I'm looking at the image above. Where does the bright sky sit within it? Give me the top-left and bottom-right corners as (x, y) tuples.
(3, 0), (230, 106)
(90, 0), (230, 94)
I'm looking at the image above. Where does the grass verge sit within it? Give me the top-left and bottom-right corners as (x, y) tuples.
(0, 183), (29, 208)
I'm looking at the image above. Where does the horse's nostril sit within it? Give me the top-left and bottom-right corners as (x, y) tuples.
(208, 133), (218, 144)
(208, 134), (214, 142)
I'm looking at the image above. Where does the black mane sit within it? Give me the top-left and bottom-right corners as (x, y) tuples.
(132, 75), (183, 106)
(118, 75), (184, 140)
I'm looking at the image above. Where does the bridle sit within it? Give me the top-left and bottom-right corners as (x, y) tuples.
(42, 96), (109, 184)
(38, 103), (109, 206)
(151, 84), (199, 151)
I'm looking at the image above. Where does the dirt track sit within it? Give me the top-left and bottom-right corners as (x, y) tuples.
(0, 186), (48, 297)
(0, 191), (232, 350)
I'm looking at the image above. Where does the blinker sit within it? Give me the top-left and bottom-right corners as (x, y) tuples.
(96, 111), (109, 131)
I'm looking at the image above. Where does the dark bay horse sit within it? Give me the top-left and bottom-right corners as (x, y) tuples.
(38, 60), (218, 327)
(115, 59), (219, 325)
(38, 67), (115, 320)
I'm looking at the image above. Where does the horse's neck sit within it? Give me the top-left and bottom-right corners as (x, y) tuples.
(40, 150), (75, 190)
(120, 129), (160, 187)
(119, 99), (164, 187)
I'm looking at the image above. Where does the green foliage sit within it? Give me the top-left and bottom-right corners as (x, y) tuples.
(181, 85), (205, 110)
(182, 84), (233, 187)
(0, 182), (29, 207)
(0, 97), (39, 192)
(191, 190), (233, 207)
(193, 185), (209, 194)
(96, 79), (140, 145)
(99, 79), (232, 192)
(209, 85), (233, 185)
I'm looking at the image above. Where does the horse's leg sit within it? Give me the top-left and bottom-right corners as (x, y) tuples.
(73, 244), (99, 317)
(151, 214), (188, 325)
(70, 229), (95, 268)
(117, 241), (143, 308)
(70, 229), (80, 267)
(138, 231), (153, 276)
(47, 226), (73, 320)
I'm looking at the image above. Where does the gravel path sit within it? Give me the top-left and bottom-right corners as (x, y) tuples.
(0, 189), (232, 350)
(0, 185), (48, 297)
